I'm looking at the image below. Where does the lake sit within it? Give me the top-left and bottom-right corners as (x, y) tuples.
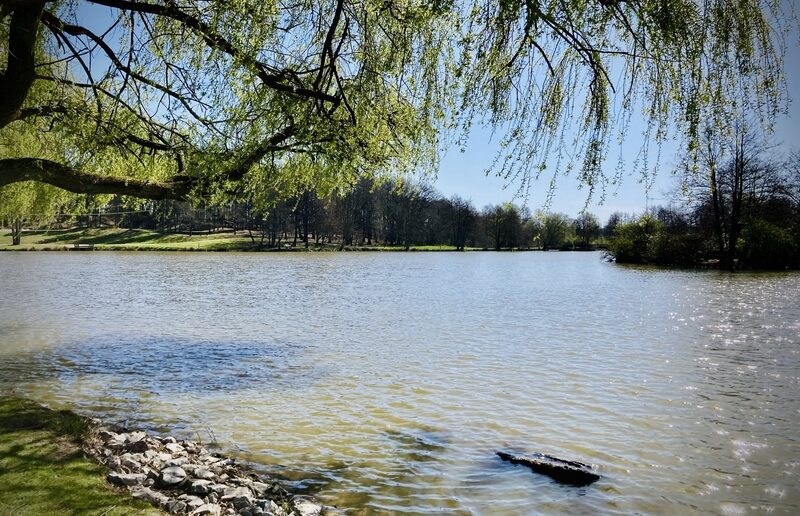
(1, 251), (798, 514)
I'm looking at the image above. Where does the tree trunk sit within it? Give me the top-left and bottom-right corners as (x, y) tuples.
(10, 219), (22, 246)
(709, 155), (727, 267)
(727, 137), (745, 271)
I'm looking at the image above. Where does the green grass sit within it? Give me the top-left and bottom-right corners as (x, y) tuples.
(0, 397), (161, 516)
(0, 228), (256, 251)
(0, 228), (493, 252)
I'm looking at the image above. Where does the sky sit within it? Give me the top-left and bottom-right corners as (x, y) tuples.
(434, 29), (800, 222)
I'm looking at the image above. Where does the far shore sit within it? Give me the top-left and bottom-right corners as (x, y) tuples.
(0, 228), (604, 253)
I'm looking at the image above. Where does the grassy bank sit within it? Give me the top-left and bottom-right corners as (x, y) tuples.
(0, 228), (491, 252)
(0, 396), (160, 515)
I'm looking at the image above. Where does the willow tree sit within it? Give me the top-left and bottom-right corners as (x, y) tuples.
(0, 0), (792, 209)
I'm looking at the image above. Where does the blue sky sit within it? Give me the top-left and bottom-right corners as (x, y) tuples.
(434, 31), (800, 223)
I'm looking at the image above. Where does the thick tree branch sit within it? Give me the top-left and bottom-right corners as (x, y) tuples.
(0, 1), (46, 128)
(0, 158), (193, 199)
(224, 124), (298, 182)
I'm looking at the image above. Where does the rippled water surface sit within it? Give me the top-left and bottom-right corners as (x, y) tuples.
(1, 252), (799, 514)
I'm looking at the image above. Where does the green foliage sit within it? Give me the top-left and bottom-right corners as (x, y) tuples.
(573, 212), (600, 247)
(1, 0), (794, 216)
(608, 215), (663, 264)
(738, 219), (798, 269)
(533, 211), (574, 250)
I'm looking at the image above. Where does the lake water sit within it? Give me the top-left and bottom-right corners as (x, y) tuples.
(1, 251), (799, 514)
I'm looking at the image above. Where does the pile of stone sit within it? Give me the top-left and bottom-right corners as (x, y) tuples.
(83, 423), (330, 516)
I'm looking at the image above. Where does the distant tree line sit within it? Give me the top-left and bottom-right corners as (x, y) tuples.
(3, 177), (606, 251)
(607, 133), (800, 270)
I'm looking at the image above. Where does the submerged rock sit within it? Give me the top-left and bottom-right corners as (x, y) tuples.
(496, 451), (601, 486)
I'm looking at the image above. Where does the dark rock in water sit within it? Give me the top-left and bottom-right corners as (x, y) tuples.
(497, 451), (600, 486)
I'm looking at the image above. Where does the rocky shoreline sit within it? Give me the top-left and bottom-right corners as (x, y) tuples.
(82, 418), (334, 516)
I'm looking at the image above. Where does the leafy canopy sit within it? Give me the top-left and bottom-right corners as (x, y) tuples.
(0, 0), (793, 216)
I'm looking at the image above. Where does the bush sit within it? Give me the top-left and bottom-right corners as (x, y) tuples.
(607, 216), (662, 264)
(739, 219), (798, 269)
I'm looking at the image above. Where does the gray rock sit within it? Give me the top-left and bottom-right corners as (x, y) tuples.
(107, 472), (147, 486)
(194, 468), (217, 480)
(209, 484), (228, 495)
(120, 454), (142, 472)
(223, 486), (252, 499)
(105, 455), (121, 470)
(132, 486), (170, 506)
(107, 437), (127, 450)
(239, 510), (253, 516)
(233, 496), (254, 510)
(222, 487), (255, 511)
(190, 479), (213, 495)
(250, 482), (271, 497)
(292, 497), (322, 516)
(166, 456), (190, 467)
(183, 496), (206, 511)
(98, 429), (119, 442)
(165, 442), (186, 455)
(161, 436), (178, 444)
(190, 503), (222, 516)
(159, 465), (188, 487)
(126, 431), (147, 443)
(166, 500), (188, 514)
(126, 439), (150, 453)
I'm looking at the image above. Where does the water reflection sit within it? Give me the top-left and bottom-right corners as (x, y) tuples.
(0, 252), (798, 514)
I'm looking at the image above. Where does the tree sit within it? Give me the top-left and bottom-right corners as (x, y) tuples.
(686, 124), (789, 269)
(573, 212), (600, 248)
(447, 196), (475, 250)
(608, 215), (662, 264)
(0, 0), (791, 212)
(536, 212), (573, 250)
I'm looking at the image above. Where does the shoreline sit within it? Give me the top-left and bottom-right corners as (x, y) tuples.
(1, 397), (332, 516)
(0, 228), (603, 253)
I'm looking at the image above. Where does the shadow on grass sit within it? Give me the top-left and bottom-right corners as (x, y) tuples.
(0, 397), (158, 515)
(36, 229), (166, 245)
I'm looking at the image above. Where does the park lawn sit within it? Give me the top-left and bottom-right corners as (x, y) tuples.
(0, 228), (489, 252)
(0, 228), (255, 251)
(0, 397), (162, 516)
